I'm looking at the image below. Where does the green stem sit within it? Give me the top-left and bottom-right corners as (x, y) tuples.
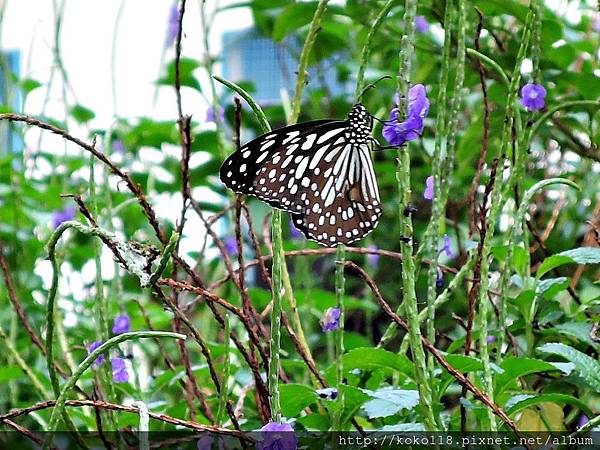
(43, 331), (185, 449)
(477, 6), (536, 430)
(527, 100), (600, 142)
(425, 0), (454, 376)
(395, 0), (436, 431)
(333, 244), (346, 430)
(353, 0), (397, 99)
(269, 209), (283, 422)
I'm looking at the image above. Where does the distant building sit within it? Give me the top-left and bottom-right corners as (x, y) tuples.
(221, 28), (350, 105)
(0, 50), (22, 154)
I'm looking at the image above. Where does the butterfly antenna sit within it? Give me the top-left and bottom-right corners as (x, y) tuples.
(356, 75), (392, 103)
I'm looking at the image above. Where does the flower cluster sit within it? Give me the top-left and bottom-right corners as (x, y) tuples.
(415, 16), (429, 33)
(206, 106), (225, 124)
(86, 314), (132, 383)
(424, 176), (434, 200)
(382, 84), (430, 146)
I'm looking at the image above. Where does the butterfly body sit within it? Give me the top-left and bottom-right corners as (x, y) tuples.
(220, 104), (382, 247)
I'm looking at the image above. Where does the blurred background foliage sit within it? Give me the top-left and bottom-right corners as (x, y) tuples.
(0, 0), (599, 439)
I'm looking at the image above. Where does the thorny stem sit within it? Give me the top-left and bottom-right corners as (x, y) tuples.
(395, 0), (436, 431)
(476, 5), (536, 430)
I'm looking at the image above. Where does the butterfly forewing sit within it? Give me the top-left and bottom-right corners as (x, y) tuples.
(219, 104), (381, 247)
(220, 119), (332, 194)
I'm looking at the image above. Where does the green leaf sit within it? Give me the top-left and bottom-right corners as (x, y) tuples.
(537, 342), (600, 390)
(506, 393), (593, 419)
(537, 248), (600, 279)
(272, 2), (317, 41)
(0, 365), (25, 382)
(535, 277), (570, 300)
(495, 357), (560, 395)
(360, 388), (419, 419)
(20, 78), (42, 97)
(443, 354), (483, 373)
(279, 383), (317, 417)
(342, 348), (415, 379)
(69, 104), (95, 124)
(157, 58), (202, 92)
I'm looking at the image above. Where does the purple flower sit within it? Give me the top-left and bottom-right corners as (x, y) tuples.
(486, 335), (496, 344)
(320, 307), (341, 332)
(578, 415), (589, 428)
(111, 358), (129, 383)
(316, 387), (338, 400)
(367, 245), (379, 269)
(415, 16), (429, 33)
(112, 139), (125, 154)
(166, 3), (179, 48)
(112, 314), (131, 334)
(441, 234), (455, 259)
(424, 175), (434, 200)
(257, 422), (297, 450)
(52, 205), (76, 229)
(223, 236), (238, 256)
(382, 84), (430, 146)
(435, 271), (444, 288)
(519, 83), (546, 112)
(88, 341), (105, 367)
(197, 435), (224, 450)
(289, 218), (303, 240)
(592, 16), (600, 33)
(206, 106), (225, 124)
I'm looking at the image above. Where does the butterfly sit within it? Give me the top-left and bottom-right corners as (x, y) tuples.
(220, 103), (382, 247)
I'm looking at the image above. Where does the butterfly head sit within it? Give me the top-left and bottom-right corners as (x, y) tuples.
(348, 103), (373, 137)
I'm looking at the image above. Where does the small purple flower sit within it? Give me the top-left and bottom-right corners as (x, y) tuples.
(257, 422), (297, 450)
(111, 358), (129, 383)
(519, 83), (546, 112)
(289, 218), (303, 240)
(320, 307), (341, 332)
(367, 245), (379, 269)
(578, 415), (589, 428)
(415, 16), (429, 33)
(223, 236), (238, 256)
(316, 387), (338, 400)
(441, 234), (455, 259)
(486, 335), (496, 344)
(435, 270), (444, 288)
(382, 84), (430, 146)
(112, 314), (131, 334)
(112, 139), (125, 154)
(197, 435), (224, 450)
(592, 16), (600, 33)
(206, 106), (225, 124)
(52, 205), (76, 229)
(88, 341), (105, 367)
(166, 3), (179, 48)
(424, 175), (434, 200)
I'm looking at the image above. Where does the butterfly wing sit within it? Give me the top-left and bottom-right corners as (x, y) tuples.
(220, 119), (333, 195)
(291, 141), (382, 246)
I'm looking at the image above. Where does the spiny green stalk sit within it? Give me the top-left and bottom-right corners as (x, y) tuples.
(333, 244), (346, 430)
(395, 0), (436, 431)
(477, 7), (535, 430)
(89, 156), (119, 432)
(425, 0), (454, 376)
(217, 314), (231, 424)
(354, 0), (397, 99)
(269, 209), (283, 422)
(43, 331), (185, 449)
